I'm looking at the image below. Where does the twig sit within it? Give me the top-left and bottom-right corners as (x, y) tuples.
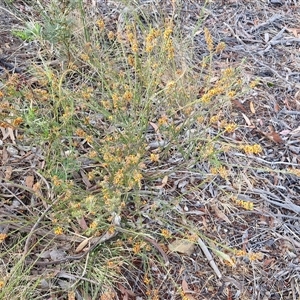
(249, 14), (283, 33)
(143, 236), (169, 266)
(270, 37), (300, 46)
(197, 237), (222, 279)
(0, 5), (23, 22)
(259, 194), (300, 214)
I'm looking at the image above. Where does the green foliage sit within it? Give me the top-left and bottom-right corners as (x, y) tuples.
(12, 21), (42, 41)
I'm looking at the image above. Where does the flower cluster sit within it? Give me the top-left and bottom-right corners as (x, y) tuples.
(145, 28), (160, 53)
(211, 166), (229, 179)
(240, 144), (262, 155)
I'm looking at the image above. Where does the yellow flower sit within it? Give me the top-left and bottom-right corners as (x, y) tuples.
(146, 43), (154, 53)
(252, 144), (262, 154)
(158, 115), (168, 126)
(210, 166), (229, 179)
(107, 31), (115, 40)
(133, 170), (143, 185)
(89, 221), (97, 229)
(85, 135), (93, 144)
(88, 151), (97, 159)
(133, 242), (141, 254)
(131, 42), (139, 53)
(75, 128), (86, 137)
(164, 27), (173, 39)
(288, 168), (300, 177)
(127, 55), (135, 67)
(123, 90), (133, 102)
(227, 90), (236, 98)
(224, 123), (237, 133)
(166, 80), (175, 90)
(96, 19), (105, 30)
(150, 153), (159, 162)
(234, 249), (247, 257)
(241, 144), (262, 155)
(80, 53), (89, 62)
(204, 27), (214, 52)
(126, 31), (135, 43)
(196, 116), (204, 123)
(201, 93), (212, 103)
(222, 68), (234, 78)
(54, 227), (63, 235)
(12, 117), (23, 127)
(145, 28), (160, 53)
(211, 167), (218, 175)
(164, 38), (174, 59)
(248, 252), (263, 261)
(215, 41), (226, 53)
(0, 233), (7, 243)
(112, 93), (120, 108)
(210, 115), (220, 123)
(125, 154), (140, 165)
(143, 275), (150, 285)
(249, 80), (259, 88)
(52, 175), (62, 187)
(0, 280), (5, 289)
(161, 229), (172, 239)
(113, 169), (124, 185)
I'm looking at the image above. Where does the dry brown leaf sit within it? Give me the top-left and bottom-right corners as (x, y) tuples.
(268, 126), (284, 144)
(274, 101), (280, 113)
(68, 291), (75, 300)
(212, 204), (231, 223)
(283, 98), (291, 109)
(181, 280), (196, 299)
(263, 258), (275, 268)
(155, 175), (168, 189)
(99, 289), (116, 300)
(8, 127), (16, 144)
(25, 175), (34, 188)
(77, 216), (88, 230)
(286, 27), (300, 38)
(209, 76), (219, 83)
(202, 216), (208, 230)
(249, 101), (255, 114)
(118, 283), (136, 298)
(182, 279), (189, 293)
(241, 113), (252, 126)
(75, 237), (93, 253)
(162, 175), (168, 185)
(149, 121), (159, 132)
(168, 239), (194, 255)
(290, 126), (300, 135)
(231, 99), (247, 113)
(5, 166), (12, 180)
(1, 147), (9, 164)
(268, 132), (283, 143)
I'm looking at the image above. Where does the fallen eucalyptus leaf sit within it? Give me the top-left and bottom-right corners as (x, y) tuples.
(168, 239), (195, 255)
